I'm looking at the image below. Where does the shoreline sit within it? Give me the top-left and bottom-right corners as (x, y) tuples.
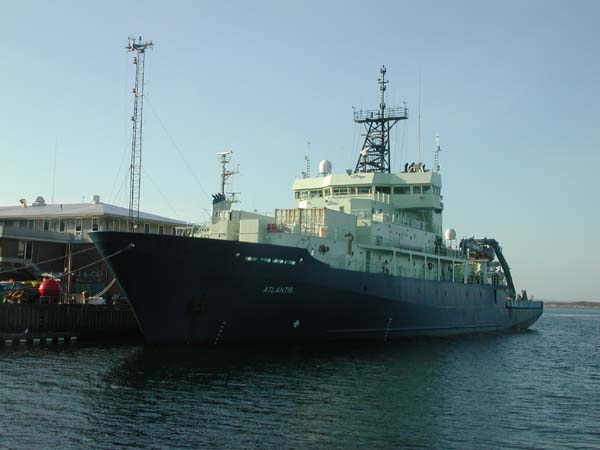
(543, 301), (600, 308)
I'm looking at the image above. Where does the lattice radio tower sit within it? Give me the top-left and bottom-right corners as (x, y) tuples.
(354, 66), (408, 173)
(126, 36), (153, 230)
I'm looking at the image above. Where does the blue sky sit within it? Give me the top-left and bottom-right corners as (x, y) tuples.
(1, 0), (598, 301)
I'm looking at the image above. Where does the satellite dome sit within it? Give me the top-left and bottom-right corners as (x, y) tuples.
(444, 228), (457, 241)
(319, 160), (332, 175)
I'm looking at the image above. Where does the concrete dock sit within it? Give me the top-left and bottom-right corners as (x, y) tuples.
(0, 303), (141, 343)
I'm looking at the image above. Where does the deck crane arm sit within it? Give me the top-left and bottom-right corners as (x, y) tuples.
(459, 238), (516, 296)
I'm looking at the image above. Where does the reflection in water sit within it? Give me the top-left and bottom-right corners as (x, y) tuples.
(1, 311), (599, 449)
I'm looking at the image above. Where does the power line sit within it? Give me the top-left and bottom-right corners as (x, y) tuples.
(145, 96), (212, 202)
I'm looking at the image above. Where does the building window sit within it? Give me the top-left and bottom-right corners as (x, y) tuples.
(92, 217), (99, 231)
(144, 223), (150, 233)
(18, 241), (32, 260)
(159, 225), (164, 234)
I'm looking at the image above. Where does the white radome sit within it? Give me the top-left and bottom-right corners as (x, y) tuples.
(319, 160), (332, 175)
(445, 228), (456, 241)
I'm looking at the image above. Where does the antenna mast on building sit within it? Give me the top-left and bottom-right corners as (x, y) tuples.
(126, 36), (153, 231)
(354, 66), (408, 173)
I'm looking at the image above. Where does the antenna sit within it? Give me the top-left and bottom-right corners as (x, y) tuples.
(303, 141), (311, 178)
(51, 138), (57, 204)
(217, 151), (239, 195)
(418, 70), (422, 163)
(353, 66), (408, 173)
(434, 133), (442, 173)
(126, 36), (153, 231)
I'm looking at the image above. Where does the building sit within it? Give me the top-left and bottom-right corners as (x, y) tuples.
(0, 195), (189, 297)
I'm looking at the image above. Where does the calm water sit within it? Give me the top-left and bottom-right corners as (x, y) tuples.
(1, 307), (599, 449)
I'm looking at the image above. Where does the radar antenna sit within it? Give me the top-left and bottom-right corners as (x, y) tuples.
(126, 36), (153, 231)
(354, 66), (408, 173)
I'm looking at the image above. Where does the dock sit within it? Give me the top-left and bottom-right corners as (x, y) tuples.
(0, 331), (78, 345)
(0, 303), (141, 343)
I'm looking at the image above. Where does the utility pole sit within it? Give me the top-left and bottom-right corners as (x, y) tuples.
(126, 36), (153, 231)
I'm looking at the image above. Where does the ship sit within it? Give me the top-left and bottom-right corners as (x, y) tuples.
(91, 66), (543, 345)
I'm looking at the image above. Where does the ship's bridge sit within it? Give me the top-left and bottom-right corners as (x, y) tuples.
(292, 171), (443, 212)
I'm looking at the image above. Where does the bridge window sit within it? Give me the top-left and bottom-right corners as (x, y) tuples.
(412, 186), (422, 194)
(394, 186), (411, 194)
(375, 186), (391, 194)
(357, 186), (372, 194)
(422, 185), (432, 193)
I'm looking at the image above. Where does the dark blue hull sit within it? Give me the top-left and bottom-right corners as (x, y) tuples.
(91, 232), (543, 344)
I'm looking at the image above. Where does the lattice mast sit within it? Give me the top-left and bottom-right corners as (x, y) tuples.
(354, 66), (408, 173)
(126, 36), (153, 230)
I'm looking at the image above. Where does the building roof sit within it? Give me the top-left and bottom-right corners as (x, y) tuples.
(0, 201), (188, 225)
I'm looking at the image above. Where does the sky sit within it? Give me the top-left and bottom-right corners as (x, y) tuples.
(1, 0), (599, 301)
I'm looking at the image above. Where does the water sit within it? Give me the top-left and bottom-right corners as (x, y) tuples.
(1, 307), (599, 449)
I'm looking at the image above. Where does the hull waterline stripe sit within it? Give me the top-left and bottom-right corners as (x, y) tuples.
(327, 324), (505, 334)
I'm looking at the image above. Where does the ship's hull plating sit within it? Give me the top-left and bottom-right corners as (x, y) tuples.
(91, 232), (543, 345)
